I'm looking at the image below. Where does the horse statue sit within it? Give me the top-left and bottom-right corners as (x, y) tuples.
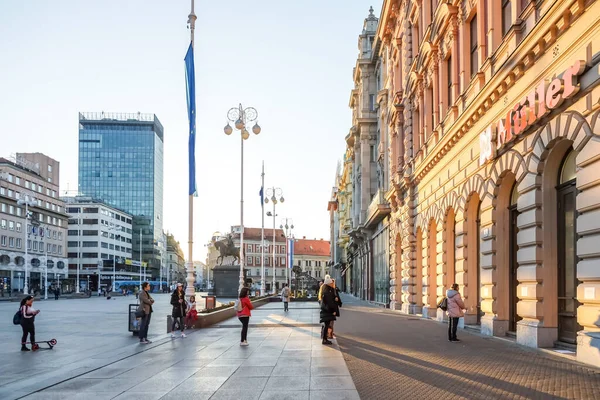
(214, 235), (240, 266)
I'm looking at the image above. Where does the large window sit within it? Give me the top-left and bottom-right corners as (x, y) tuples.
(447, 56), (453, 107)
(502, 0), (512, 36)
(372, 226), (390, 305)
(470, 14), (478, 78)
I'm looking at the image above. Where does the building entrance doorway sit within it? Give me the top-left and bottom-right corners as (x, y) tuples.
(508, 185), (520, 333)
(556, 150), (581, 344)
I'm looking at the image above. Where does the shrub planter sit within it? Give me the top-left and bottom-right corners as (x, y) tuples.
(166, 296), (274, 332)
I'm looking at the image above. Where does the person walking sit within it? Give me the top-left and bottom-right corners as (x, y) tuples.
(281, 283), (290, 312)
(237, 287), (253, 346)
(319, 276), (338, 345)
(138, 282), (154, 344)
(19, 295), (40, 351)
(446, 283), (466, 342)
(170, 283), (188, 338)
(54, 286), (60, 300)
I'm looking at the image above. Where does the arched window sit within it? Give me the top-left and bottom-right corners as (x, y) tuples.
(560, 149), (577, 183)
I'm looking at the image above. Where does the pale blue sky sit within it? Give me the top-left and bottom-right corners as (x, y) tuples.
(0, 0), (382, 261)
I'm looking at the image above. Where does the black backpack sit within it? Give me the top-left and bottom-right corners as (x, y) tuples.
(13, 308), (22, 325)
(437, 297), (448, 311)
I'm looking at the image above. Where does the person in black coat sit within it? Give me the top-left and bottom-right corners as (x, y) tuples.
(319, 277), (338, 345)
(170, 283), (188, 338)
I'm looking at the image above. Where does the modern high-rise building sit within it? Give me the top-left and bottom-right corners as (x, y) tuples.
(78, 112), (164, 278)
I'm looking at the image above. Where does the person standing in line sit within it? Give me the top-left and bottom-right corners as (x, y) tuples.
(446, 283), (466, 342)
(170, 283), (188, 338)
(20, 295), (40, 351)
(328, 279), (342, 340)
(138, 282), (154, 344)
(281, 283), (290, 312)
(237, 287), (254, 346)
(319, 276), (338, 345)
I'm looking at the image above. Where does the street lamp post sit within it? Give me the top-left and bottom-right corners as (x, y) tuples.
(139, 229), (143, 290)
(17, 196), (36, 295)
(264, 188), (284, 294)
(280, 217), (294, 288)
(108, 223), (119, 293)
(224, 104), (261, 292)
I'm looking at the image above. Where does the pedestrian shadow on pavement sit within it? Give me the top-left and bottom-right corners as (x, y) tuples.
(337, 336), (569, 400)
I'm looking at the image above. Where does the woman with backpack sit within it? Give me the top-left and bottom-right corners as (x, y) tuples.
(236, 287), (253, 346)
(19, 295), (40, 351)
(170, 283), (188, 338)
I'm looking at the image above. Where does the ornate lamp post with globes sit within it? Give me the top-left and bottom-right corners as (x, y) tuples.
(264, 188), (284, 294)
(280, 217), (294, 288)
(224, 104), (261, 292)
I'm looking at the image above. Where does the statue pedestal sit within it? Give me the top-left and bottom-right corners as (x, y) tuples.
(213, 264), (246, 298)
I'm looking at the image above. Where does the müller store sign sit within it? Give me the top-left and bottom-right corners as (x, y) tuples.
(480, 60), (587, 165)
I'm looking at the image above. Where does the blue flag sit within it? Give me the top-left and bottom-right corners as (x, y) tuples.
(259, 186), (264, 206)
(185, 43), (197, 196)
(288, 238), (294, 269)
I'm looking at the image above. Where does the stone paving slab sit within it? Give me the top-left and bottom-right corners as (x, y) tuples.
(1, 301), (359, 400)
(335, 294), (600, 400)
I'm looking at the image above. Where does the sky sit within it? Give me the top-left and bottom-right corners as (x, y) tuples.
(0, 0), (383, 261)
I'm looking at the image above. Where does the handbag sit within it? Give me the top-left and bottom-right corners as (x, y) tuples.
(437, 297), (448, 311)
(135, 307), (145, 318)
(13, 308), (22, 325)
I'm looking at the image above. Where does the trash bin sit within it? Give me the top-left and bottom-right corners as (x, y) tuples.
(128, 304), (140, 335)
(204, 295), (216, 310)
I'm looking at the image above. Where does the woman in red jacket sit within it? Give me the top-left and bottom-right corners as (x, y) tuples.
(237, 287), (254, 346)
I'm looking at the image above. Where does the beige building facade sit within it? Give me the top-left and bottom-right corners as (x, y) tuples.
(364, 0), (600, 367)
(0, 154), (68, 294)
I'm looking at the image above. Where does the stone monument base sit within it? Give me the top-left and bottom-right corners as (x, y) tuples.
(213, 264), (246, 298)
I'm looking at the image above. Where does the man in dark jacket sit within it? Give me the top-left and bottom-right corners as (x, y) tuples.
(138, 282), (154, 344)
(319, 276), (338, 345)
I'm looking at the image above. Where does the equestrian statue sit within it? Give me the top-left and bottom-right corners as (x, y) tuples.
(214, 234), (240, 266)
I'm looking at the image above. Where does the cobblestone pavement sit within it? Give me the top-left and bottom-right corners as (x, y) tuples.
(334, 295), (600, 400)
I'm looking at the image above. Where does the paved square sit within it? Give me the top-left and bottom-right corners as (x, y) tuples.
(0, 297), (358, 400)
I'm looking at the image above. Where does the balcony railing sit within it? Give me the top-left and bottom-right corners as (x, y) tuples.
(365, 189), (391, 228)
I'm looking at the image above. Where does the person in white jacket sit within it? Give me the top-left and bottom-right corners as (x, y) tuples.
(446, 283), (466, 342)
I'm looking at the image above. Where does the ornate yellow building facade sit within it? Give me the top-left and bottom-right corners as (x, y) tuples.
(373, 0), (600, 366)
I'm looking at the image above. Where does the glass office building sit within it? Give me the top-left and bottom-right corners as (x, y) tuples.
(78, 112), (164, 276)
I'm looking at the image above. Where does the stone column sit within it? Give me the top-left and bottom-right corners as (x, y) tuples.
(576, 136), (600, 367)
(389, 220), (402, 310)
(451, 17), (460, 109)
(402, 185), (418, 314)
(431, 51), (439, 130)
(515, 171), (549, 347)
(480, 194), (504, 336)
(454, 210), (468, 311)
(435, 222), (446, 322)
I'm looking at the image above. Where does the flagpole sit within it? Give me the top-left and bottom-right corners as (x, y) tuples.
(186, 0), (197, 298)
(260, 162), (265, 296)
